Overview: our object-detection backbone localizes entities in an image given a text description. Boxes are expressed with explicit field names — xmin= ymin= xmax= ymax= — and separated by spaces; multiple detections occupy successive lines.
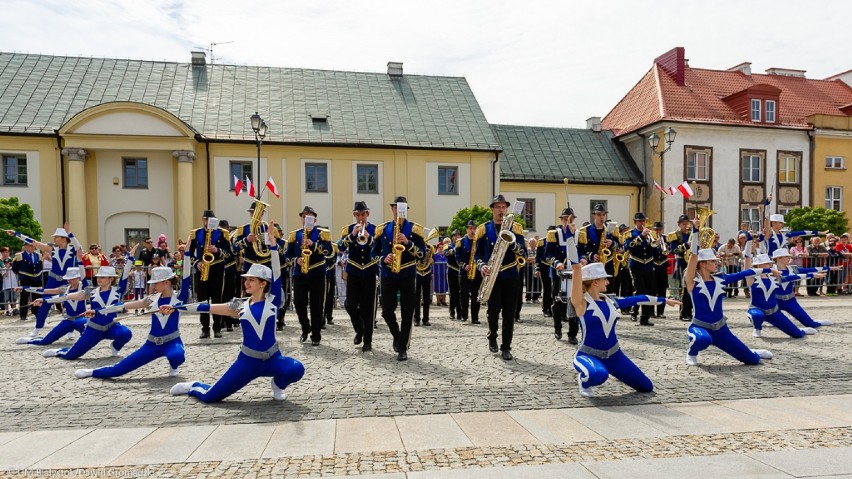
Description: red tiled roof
xmin=602 ymin=58 xmax=852 ymax=137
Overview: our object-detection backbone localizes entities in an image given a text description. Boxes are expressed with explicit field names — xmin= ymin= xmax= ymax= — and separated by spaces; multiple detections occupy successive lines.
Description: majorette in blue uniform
xmin=170 ymin=226 xmax=304 ymax=402
xmin=746 ymin=253 xmax=818 ymax=339
xmin=15 ymin=267 xmax=87 ymax=346
xmin=764 ymin=213 xmax=822 ymax=256
xmin=771 ymin=247 xmax=833 ymax=329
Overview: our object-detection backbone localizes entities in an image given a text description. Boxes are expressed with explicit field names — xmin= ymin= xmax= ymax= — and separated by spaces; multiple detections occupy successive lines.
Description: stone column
xmin=172 ymin=150 xmax=196 ymax=240
xmin=61 ymin=148 xmax=88 ymax=239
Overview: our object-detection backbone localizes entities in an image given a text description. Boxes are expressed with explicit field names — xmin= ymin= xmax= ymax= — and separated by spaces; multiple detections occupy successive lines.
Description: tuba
xmin=684 ymin=207 xmax=716 ymax=262
xmin=250 ymin=200 xmax=271 ymax=258
xmin=478 ymin=213 xmax=517 ymax=303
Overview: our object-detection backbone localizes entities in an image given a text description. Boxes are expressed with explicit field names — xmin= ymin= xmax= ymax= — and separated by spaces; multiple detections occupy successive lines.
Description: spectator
xmin=82 ymin=243 xmax=109 ymax=281
xmin=826 ymin=238 xmax=843 ymax=295
xmin=137 ymin=237 xmax=156 ymax=267
xmin=836 ymin=233 xmax=852 ymax=294
xmin=789 ymin=237 xmax=806 ymax=296
xmin=156 ymin=234 xmax=172 ymax=262
xmin=806 ymin=237 xmax=828 ymax=296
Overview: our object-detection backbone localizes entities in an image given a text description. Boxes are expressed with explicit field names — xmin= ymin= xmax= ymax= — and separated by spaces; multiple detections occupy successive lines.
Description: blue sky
xmin=4 ymin=0 xmax=850 ymax=128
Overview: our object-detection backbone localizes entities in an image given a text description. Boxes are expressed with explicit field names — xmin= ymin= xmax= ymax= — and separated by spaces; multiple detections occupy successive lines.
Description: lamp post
xmin=648 ymin=127 xmax=677 ymax=224
xmin=250 ymin=112 xmax=268 ymax=199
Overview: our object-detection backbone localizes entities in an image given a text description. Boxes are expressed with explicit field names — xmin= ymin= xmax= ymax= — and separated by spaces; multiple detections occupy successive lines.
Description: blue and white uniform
xmin=748 ymin=272 xmax=815 ymax=338
xmin=14 ymin=230 xmax=81 ymax=329
xmin=16 ymin=283 xmax=87 ymax=345
xmin=179 ymin=242 xmax=305 ymax=402
xmin=765 ymin=229 xmax=819 ymax=257
xmin=574 ymin=293 xmax=665 ymax=394
xmin=775 ymin=266 xmax=830 ymax=328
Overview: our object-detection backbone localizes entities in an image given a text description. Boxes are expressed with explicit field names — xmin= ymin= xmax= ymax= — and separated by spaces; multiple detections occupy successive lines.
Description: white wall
xmin=424 ymin=162 xmax=471 ymax=228
xmin=0 ymin=149 xmax=41 ymax=221
xmin=74 ymin=111 xmax=183 ymax=136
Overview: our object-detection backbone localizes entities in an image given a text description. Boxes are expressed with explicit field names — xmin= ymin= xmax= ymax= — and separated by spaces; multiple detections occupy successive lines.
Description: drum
xmin=555 ymin=269 xmax=572 ymax=303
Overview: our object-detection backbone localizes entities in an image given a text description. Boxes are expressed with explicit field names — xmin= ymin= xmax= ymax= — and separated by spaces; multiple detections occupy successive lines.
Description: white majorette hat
xmin=772 ymin=248 xmax=791 ymax=259
xmin=242 ymin=263 xmax=272 ymax=281
xmin=753 ymin=254 xmax=773 ymax=266
xmin=95 ymin=266 xmax=119 ymax=277
xmin=696 ymin=249 xmax=718 ymax=262
xmin=769 ymin=213 xmax=785 ymax=223
xmin=62 ymin=267 xmax=81 ymax=280
xmin=52 ymin=228 xmax=69 ymax=238
xmin=581 ymin=262 xmax=611 ymax=281
xmin=147 ymin=266 xmax=176 ymax=284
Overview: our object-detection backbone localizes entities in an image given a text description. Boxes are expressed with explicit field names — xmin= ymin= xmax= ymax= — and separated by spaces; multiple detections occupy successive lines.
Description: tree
xmin=448 ymin=205 xmax=525 ymax=236
xmin=0 ymin=197 xmax=43 ymax=250
xmin=784 ymin=207 xmax=848 ymax=235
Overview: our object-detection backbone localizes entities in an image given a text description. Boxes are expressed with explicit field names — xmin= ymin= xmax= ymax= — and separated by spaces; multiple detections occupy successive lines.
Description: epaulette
xmin=665 ymin=231 xmax=679 ymax=242
xmin=340 ymin=226 xmax=350 ymax=238
xmin=376 ymin=222 xmax=390 ymax=238
xmin=475 ymin=224 xmax=486 ymax=240
xmin=218 ymin=227 xmax=231 ymax=240
xmin=319 ymin=229 xmax=332 ymax=241
xmin=578 ymin=228 xmax=588 ymax=244
xmin=455 ymin=239 xmax=462 ymax=248
xmin=331 ymin=242 xmax=339 ymax=254
xmin=191 ymin=227 xmax=203 ymax=234
xmin=410 ymin=222 xmax=424 ymax=238
xmin=13 ymin=252 xmax=22 ymax=260
xmin=546 ymin=230 xmax=557 ymax=243
xmin=512 ymin=223 xmax=524 ymax=235
xmin=287 ymin=231 xmax=297 ymax=243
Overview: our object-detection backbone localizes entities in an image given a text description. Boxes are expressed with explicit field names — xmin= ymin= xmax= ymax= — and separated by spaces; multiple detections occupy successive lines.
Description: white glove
xmin=227 ymin=297 xmax=245 ymax=312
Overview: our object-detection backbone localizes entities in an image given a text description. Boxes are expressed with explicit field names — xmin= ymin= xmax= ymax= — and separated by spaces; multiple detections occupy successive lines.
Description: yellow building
xmin=0 ymin=53 xmax=501 ymax=246
xmin=809 ymin=114 xmax=852 ymax=216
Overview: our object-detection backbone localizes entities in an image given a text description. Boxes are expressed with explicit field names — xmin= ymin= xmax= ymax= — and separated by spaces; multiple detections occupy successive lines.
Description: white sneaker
xmin=686 ymin=354 xmax=699 ymax=366
xmin=110 ymin=346 xmax=121 ymax=357
xmin=271 ymin=378 xmax=286 ymax=401
xmin=29 ymin=328 xmax=43 ymax=337
xmin=168 ymin=368 xmax=180 ymax=377
xmin=15 ymin=337 xmax=33 ymax=344
xmin=578 ymin=375 xmax=593 ymax=397
xmin=802 ymin=327 xmax=817 ymax=335
xmin=818 ymin=320 xmax=833 ymax=326
xmin=752 ymin=328 xmax=762 ymax=338
xmin=170 ymin=382 xmax=194 ymax=395
xmin=74 ymin=369 xmax=93 ymax=379
xmin=752 ymin=349 xmax=773 ymax=360
xmin=43 ymin=348 xmax=59 ymax=358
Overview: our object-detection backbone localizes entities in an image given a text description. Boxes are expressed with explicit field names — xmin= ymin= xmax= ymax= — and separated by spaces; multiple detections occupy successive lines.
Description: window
xmin=124 ymin=228 xmax=150 ymax=252
xmin=229 ymin=161 xmax=252 ymax=191
xmin=2 ymin=154 xmax=27 ymax=185
xmin=765 ymin=100 xmax=776 ymax=123
xmin=751 ymin=99 xmax=762 ymax=122
xmin=742 ymin=154 xmax=761 ymax=183
xmin=826 ymin=186 xmax=843 ymax=211
xmin=438 ymin=166 xmax=458 ymax=195
xmin=826 ymin=156 xmax=845 ymax=169
xmin=686 ymin=150 xmax=709 ymax=181
xmin=517 ymin=198 xmax=535 ymax=231
xmin=742 ymin=207 xmax=761 ymax=233
xmin=123 ymin=158 xmax=148 ymax=188
xmin=305 ymin=163 xmax=328 ymax=192
xmin=356 ymin=164 xmax=379 ymax=194
xmin=778 ymin=155 xmax=799 ymax=184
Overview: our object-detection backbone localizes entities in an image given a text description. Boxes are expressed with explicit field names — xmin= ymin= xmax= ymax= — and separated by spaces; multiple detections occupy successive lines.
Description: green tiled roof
xmin=0 ymin=53 xmax=501 ymax=151
xmin=492 ymin=124 xmax=643 ymax=185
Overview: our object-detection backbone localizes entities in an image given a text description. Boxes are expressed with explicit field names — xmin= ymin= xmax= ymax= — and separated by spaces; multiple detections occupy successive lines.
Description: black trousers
xmin=294 ymin=275 xmax=326 ymax=342
xmin=196 ymin=271 xmax=225 ymax=333
xmin=540 ymin=274 xmax=553 ymax=315
xmin=414 ymin=273 xmax=432 ymax=322
xmin=676 ymin=268 xmax=694 ymax=319
xmin=223 ymin=267 xmax=238 ymax=326
xmin=381 ymin=275 xmax=415 ymax=353
xmin=18 ymin=282 xmax=40 ymax=320
xmin=324 ymin=275 xmax=335 ymax=321
xmin=629 ymin=266 xmax=655 ymax=321
xmin=486 ymin=277 xmax=520 ymax=351
xmin=515 ymin=273 xmax=524 ymax=318
xmin=448 ymin=272 xmax=461 ymax=318
xmin=552 ymin=274 xmax=578 ymax=338
xmin=345 ymin=273 xmax=377 ymax=347
xmin=654 ymin=265 xmax=668 ymax=315
xmin=459 ymin=275 xmax=481 ymax=321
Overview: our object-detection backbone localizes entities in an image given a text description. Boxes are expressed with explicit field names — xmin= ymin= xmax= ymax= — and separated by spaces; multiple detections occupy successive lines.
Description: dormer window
xmin=751 ymin=99 xmax=762 ymax=122
xmin=765 ymin=100 xmax=776 ymax=123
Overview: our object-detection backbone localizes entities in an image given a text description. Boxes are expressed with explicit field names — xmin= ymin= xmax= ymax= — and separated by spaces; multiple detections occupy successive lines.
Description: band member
xmin=218 ymin=219 xmax=239 ymax=332
xmin=652 ymin=221 xmax=669 ymax=318
xmin=746 ymin=253 xmax=819 ymax=339
xmin=339 ymin=201 xmax=379 ymax=352
xmin=476 ymin=195 xmax=526 ymax=361
xmin=571 ymin=261 xmax=680 ymax=397
xmin=763 ymin=213 xmax=826 ymax=256
xmin=457 ymin=220 xmax=482 ymax=324
xmin=171 ymin=225 xmax=305 ymax=402
xmin=15 ymin=267 xmax=87 ymax=346
xmin=613 ymin=224 xmax=634 ymax=309
xmin=545 ymin=208 xmax=579 ymax=344
xmin=285 ymin=206 xmax=332 ymax=346
xmin=324 ymin=240 xmax=338 ymax=326
xmin=625 ymin=212 xmax=656 ymax=326
xmin=414 ymin=237 xmax=435 ymax=327
xmin=42 ymin=263 xmax=134 ymax=360
xmin=666 ymin=214 xmax=694 ymax=321
xmin=537 ymin=228 xmax=553 ymax=318
xmin=772 ymin=248 xmax=835 ymax=328
xmin=577 ymin=203 xmax=619 ymax=282
xmin=75 ymin=259 xmax=193 ymax=379
xmin=187 ymin=210 xmax=233 ymax=339
xmin=11 ymin=241 xmax=42 ymax=322
xmin=445 ymin=230 xmax=462 ymax=320
xmin=6 ymin=224 xmax=83 ymax=337
xmin=372 ymin=196 xmax=425 ymax=361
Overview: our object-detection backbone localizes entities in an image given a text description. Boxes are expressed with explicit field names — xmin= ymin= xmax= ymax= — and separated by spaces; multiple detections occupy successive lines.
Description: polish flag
xmin=668 ymin=186 xmax=677 ymax=196
xmin=246 ymin=176 xmax=256 ymax=198
xmin=233 ymin=175 xmax=243 ymax=197
xmin=677 ymin=181 xmax=694 ymax=199
xmin=654 ymin=181 xmax=667 ymax=194
xmin=266 ymin=177 xmax=280 ymax=198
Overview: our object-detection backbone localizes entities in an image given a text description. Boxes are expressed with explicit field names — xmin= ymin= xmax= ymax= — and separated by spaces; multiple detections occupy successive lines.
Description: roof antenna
xmin=192 ymin=41 xmax=234 ymax=64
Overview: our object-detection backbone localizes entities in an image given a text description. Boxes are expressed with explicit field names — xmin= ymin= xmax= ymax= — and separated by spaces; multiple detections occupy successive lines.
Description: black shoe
xmin=311 ymin=340 xmax=320 ymax=346
xmin=554 ymin=331 xmax=562 ymax=340
xmin=276 ymin=323 xmax=284 ymax=331
xmin=414 ymin=319 xmax=420 ymax=326
xmin=640 ymin=318 xmax=655 ymax=326
xmin=460 ymin=317 xmax=468 ymax=322
xmin=656 ymin=315 xmax=666 ymax=319
xmin=327 ymin=318 xmax=334 ymax=325
xmin=393 ymin=340 xmax=399 ymax=353
xmin=450 ymin=314 xmax=456 ymax=320
xmin=321 ymin=323 xmax=326 ymax=330
xmin=354 ymin=333 xmax=362 ymax=345
xmin=501 ymin=350 xmax=513 ymax=360
xmin=543 ymin=311 xmax=553 ymax=317
xmin=362 ymin=344 xmax=372 ymax=352
xmin=488 ymin=339 xmax=498 ymax=353
xmin=199 ymin=331 xmax=210 ymax=339
xmin=680 ymin=316 xmax=691 ymax=322
xmin=515 ymin=318 xmax=524 ymax=323
xmin=422 ymin=320 xmax=431 ymax=326
xmin=631 ymin=314 xmax=638 ymax=322
xmin=471 ymin=319 xmax=481 ymax=324
xmin=225 ymin=325 xmax=233 ymax=332
xmin=397 ymin=351 xmax=408 ymax=361
xmin=300 ymin=332 xmax=308 ymax=343
xmin=568 ymin=336 xmax=578 ymax=345
xmin=213 ymin=331 xmax=223 ymax=338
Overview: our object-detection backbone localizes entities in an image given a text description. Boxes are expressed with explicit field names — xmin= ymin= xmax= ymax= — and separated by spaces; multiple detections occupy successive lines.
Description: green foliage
xmin=448 ymin=205 xmax=526 ymax=235
xmin=784 ymin=207 xmax=847 ymax=235
xmin=0 ymin=197 xmax=43 ymax=250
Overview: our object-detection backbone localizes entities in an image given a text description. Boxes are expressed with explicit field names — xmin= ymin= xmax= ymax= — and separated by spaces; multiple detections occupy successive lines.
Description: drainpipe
xmin=54 ymin=130 xmax=67 ymax=222
xmin=637 ymin=133 xmax=648 ymax=213
xmin=808 ymin=128 xmax=815 ymax=208
xmin=198 ymin=135 xmax=212 ymax=209
xmin=491 ymin=152 xmax=499 ymax=198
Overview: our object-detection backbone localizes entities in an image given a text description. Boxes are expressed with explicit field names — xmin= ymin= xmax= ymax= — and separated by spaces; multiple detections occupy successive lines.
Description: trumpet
xmin=356 ymin=221 xmax=369 ymax=245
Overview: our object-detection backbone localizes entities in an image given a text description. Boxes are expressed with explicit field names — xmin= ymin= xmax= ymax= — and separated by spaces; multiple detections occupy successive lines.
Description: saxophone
xmin=200 ymin=227 xmax=214 ymax=281
xmin=390 ymin=217 xmax=405 ymax=274
xmin=300 ymin=226 xmax=312 ymax=274
xmin=598 ymin=227 xmax=610 ymax=265
xmin=467 ymin=234 xmax=477 ymax=281
xmin=477 ymin=213 xmax=516 ymax=304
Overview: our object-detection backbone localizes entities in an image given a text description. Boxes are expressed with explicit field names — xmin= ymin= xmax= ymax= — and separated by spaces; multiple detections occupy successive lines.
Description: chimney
xmin=191 ymin=51 xmax=206 ymax=66
xmin=654 ymin=47 xmax=686 ymax=86
xmin=727 ymin=62 xmax=752 ymax=75
xmin=586 ymin=116 xmax=602 ymax=132
xmin=387 ymin=61 xmax=403 ymax=78
xmin=765 ymin=67 xmax=806 ymax=78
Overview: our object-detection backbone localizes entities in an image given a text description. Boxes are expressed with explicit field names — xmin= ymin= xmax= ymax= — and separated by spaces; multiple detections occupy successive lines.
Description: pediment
xmin=70 ymin=111 xmax=184 ymax=136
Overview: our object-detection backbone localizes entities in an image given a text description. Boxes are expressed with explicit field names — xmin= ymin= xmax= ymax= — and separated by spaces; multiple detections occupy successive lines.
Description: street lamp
xmin=250 ymin=112 xmax=268 ymax=199
xmin=648 ymin=127 xmax=677 ymax=223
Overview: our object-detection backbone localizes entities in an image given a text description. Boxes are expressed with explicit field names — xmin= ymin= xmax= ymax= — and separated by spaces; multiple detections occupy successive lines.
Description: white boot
xmin=271 ymin=378 xmax=286 ymax=401
xmin=170 ymin=382 xmax=194 ymax=395
xmin=15 ymin=337 xmax=33 ymax=344
xmin=74 ymin=369 xmax=93 ymax=379
xmin=818 ymin=320 xmax=833 ymax=326
xmin=752 ymin=328 xmax=762 ymax=338
xmin=802 ymin=327 xmax=817 ymax=335
xmin=752 ymin=349 xmax=773 ymax=360
xmin=686 ymin=354 xmax=699 ymax=366
xmin=43 ymin=348 xmax=60 ymax=358
xmin=578 ymin=375 xmax=593 ymax=398
xmin=168 ymin=367 xmax=180 ymax=377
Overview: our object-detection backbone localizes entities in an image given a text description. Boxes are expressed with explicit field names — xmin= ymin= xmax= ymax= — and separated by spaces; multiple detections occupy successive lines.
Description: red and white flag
xmin=266 ymin=176 xmax=280 ymax=198
xmin=668 ymin=185 xmax=677 ymax=196
xmin=246 ymin=176 xmax=256 ymax=198
xmin=677 ymin=181 xmax=694 ymax=199
xmin=654 ymin=181 xmax=667 ymax=194
xmin=233 ymin=175 xmax=243 ymax=197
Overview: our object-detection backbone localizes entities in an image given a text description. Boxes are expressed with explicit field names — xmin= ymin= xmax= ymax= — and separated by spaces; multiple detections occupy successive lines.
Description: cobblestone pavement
xmin=1 ymin=297 xmax=850 ymax=433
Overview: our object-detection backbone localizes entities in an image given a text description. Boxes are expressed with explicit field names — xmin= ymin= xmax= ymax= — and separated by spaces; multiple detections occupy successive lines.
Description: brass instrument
xmin=300 ymin=224 xmax=313 ymax=275
xmin=684 ymin=207 xmax=716 ymax=262
xmin=356 ymin=221 xmax=369 ymax=245
xmin=250 ymin=200 xmax=271 ymax=258
xmin=390 ymin=217 xmax=405 ymax=274
xmin=478 ymin=213 xmax=517 ymax=303
xmin=467 ymin=232 xmax=478 ymax=281
xmin=200 ymin=227 xmax=214 ymax=281
xmin=597 ymin=223 xmax=611 ymax=264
